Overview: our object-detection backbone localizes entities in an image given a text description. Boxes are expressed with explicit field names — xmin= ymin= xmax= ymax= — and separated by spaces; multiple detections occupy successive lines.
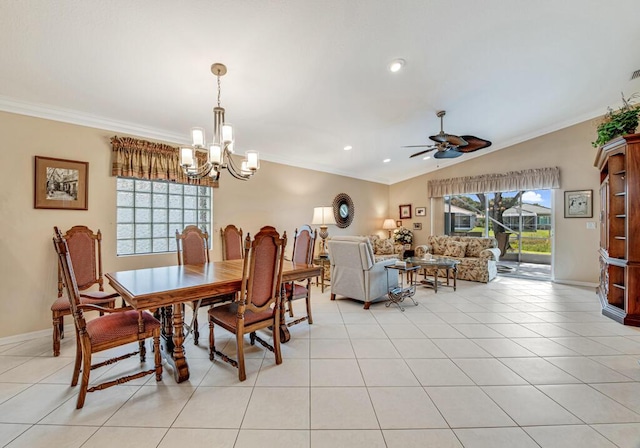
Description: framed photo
xmin=415 ymin=207 xmax=426 ymax=216
xmin=413 ymin=222 xmax=422 ymax=230
xmin=396 ymin=220 xmax=402 ymax=227
xmin=564 ymin=189 xmax=592 ymax=218
xmin=399 ymin=204 xmax=412 ymax=219
xmin=34 ymin=156 xmax=88 ymax=210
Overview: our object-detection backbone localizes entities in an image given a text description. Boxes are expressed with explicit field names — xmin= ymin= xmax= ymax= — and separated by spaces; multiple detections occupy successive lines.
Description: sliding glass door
xmin=444 ymin=189 xmax=552 ymax=279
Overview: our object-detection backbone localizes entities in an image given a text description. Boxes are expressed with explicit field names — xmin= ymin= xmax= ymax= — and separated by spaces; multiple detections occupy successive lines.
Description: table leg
xmin=434 ymin=269 xmax=439 ymax=293
xmin=160 ymin=304 xmax=190 ymax=383
xmin=453 ymin=265 xmax=457 ymax=291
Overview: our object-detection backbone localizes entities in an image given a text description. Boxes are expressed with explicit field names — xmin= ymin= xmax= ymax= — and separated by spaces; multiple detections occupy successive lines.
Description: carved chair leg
xmin=249 ymin=331 xmax=256 ymax=346
xmin=153 ymin=334 xmax=162 ymax=381
xmin=306 ymin=294 xmax=313 ymax=325
xmin=208 ymin=316 xmax=215 ymax=361
xmin=52 ymin=316 xmax=61 ymax=357
xmin=273 ymin=320 xmax=282 ymax=366
xmin=287 ymin=298 xmax=294 ymax=317
xmin=71 ymin=329 xmax=82 ymax=387
xmin=76 ymin=343 xmax=92 ymax=409
xmin=236 ymin=332 xmax=246 ymax=381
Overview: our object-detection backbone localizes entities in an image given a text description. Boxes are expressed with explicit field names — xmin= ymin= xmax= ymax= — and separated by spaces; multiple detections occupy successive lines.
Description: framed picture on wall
xmin=396 ymin=220 xmax=402 ymax=227
xmin=413 ymin=222 xmax=422 ymax=230
xmin=415 ymin=207 xmax=426 ymax=216
xmin=564 ymin=189 xmax=592 ymax=218
xmin=34 ymin=156 xmax=89 ymax=210
xmin=399 ymin=204 xmax=412 ymax=219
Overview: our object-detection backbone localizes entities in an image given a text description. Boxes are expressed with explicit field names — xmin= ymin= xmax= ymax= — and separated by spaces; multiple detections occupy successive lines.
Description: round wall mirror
xmin=332 ymin=193 xmax=354 ymax=228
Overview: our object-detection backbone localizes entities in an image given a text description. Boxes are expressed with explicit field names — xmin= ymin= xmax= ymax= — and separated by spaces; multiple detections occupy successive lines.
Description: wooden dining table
xmin=105 ymin=259 xmax=322 ymax=383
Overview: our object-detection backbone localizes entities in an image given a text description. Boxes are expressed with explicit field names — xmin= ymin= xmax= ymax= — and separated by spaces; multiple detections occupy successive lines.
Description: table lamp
xmin=382 ymin=218 xmax=397 ymax=238
xmin=312 ymin=206 xmax=336 ymax=258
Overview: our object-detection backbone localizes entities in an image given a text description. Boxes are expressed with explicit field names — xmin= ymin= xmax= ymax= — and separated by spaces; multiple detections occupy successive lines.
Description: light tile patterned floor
xmin=1 ymin=277 xmax=640 ymax=447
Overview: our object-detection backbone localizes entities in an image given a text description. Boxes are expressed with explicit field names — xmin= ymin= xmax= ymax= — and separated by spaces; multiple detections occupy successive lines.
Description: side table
xmin=313 ymin=256 xmax=331 ymax=293
xmin=384 ymin=263 xmax=420 ymax=311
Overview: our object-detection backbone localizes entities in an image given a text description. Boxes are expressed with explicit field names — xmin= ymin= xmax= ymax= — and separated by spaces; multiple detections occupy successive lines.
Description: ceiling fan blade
xmin=456 ymin=136 xmax=492 ymax=153
xmin=433 ymin=149 xmax=464 ymax=159
xmin=429 ymin=133 xmax=468 ymax=147
xmin=402 ymin=144 xmax=437 ymax=148
xmin=409 ymin=148 xmax=437 ymax=158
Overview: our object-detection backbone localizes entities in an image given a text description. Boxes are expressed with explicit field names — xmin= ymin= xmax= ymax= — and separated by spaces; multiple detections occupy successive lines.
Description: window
xmin=116 ymin=178 xmax=211 ymax=255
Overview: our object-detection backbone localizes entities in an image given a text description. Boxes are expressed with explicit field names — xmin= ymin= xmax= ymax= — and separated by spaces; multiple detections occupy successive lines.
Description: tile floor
xmin=1 ymin=277 xmax=640 ymax=447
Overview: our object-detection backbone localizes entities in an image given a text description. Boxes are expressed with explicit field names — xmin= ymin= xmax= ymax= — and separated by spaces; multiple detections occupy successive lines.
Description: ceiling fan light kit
xmin=403 ymin=110 xmax=492 ymax=159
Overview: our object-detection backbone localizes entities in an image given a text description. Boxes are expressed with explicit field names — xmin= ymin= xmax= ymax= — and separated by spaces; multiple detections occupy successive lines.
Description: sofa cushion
xmin=464 ymin=238 xmax=487 ymax=258
xmin=444 ymin=240 xmax=467 ymax=258
xmin=375 ymin=238 xmax=395 ymax=255
xmin=429 ymin=235 xmax=451 ymax=255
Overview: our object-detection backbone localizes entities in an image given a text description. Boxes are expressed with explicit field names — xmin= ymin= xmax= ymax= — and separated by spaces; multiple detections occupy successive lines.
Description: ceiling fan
xmin=403 ymin=110 xmax=492 ymax=159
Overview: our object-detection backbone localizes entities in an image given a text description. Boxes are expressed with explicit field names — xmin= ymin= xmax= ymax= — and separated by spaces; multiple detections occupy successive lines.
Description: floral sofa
xmin=367 ymin=235 xmax=404 ymax=262
xmin=421 ymin=235 xmax=501 ymax=283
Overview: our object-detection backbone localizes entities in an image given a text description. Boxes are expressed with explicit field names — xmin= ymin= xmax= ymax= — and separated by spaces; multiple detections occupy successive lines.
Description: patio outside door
xmin=444 ymin=189 xmax=552 ymax=280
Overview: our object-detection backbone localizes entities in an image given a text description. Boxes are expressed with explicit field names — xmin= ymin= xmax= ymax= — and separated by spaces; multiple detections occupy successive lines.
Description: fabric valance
xmin=427 ymin=167 xmax=560 ymax=198
xmin=111 ymin=136 xmax=218 ymax=187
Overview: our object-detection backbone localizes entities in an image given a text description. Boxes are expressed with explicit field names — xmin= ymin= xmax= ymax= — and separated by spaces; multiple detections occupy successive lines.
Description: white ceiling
xmin=2 ymin=0 xmax=640 ymax=184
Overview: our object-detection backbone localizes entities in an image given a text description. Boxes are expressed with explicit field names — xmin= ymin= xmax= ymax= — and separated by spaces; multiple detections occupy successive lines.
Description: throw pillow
xmin=376 ymin=239 xmax=394 ymax=255
xmin=444 ymin=241 xmax=467 ymax=258
xmin=465 ymin=238 xmax=485 ymax=258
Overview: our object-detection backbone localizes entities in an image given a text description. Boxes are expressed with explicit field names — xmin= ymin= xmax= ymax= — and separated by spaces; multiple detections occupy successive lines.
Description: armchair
xmin=326 ymin=236 xmax=398 ymax=309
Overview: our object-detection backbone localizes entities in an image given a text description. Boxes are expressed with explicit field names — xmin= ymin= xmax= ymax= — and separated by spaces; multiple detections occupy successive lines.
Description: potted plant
xmin=393 ymin=226 xmax=413 ymax=249
xmin=592 ymin=92 xmax=640 ymax=148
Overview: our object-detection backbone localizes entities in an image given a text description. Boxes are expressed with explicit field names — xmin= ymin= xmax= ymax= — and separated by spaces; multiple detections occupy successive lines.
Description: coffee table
xmin=406 ymin=257 xmax=460 ymax=293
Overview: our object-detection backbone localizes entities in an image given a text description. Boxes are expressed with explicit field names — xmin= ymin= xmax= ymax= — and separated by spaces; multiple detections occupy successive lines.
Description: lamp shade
xmin=312 ymin=206 xmax=336 ymax=225
xmin=382 ymin=218 xmax=397 ymax=230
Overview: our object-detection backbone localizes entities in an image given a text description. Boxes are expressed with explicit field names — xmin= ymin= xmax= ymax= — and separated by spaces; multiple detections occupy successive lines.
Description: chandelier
xmin=180 ymin=63 xmax=259 ymax=181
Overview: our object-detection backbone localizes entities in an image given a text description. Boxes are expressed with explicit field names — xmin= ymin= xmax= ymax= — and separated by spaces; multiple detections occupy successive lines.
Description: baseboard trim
xmin=0 ymin=324 xmax=74 ymax=346
xmin=553 ymin=279 xmax=598 ymax=288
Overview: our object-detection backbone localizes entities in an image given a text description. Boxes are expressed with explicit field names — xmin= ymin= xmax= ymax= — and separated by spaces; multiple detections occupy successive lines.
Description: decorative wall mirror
xmin=332 ymin=193 xmax=354 ymax=228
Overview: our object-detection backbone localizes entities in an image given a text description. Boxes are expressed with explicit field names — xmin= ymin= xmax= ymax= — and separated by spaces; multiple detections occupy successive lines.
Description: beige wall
xmin=389 ymin=119 xmax=601 ymax=285
xmin=0 ymin=112 xmax=390 ymax=338
xmin=0 ymin=110 xmax=602 ymax=338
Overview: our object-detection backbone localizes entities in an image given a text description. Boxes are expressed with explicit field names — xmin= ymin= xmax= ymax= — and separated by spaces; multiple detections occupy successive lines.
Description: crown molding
xmin=0 ymin=95 xmax=392 ymax=184
xmin=0 ymin=95 xmax=187 ymax=144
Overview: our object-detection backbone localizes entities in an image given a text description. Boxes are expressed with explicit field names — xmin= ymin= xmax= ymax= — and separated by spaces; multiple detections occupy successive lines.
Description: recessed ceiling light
xmin=383 ymin=158 xmax=391 ymax=163
xmin=343 ymin=145 xmax=352 ymax=151
xmin=389 ymin=59 xmax=405 ymax=73
xmin=423 ymin=155 xmax=431 ymax=160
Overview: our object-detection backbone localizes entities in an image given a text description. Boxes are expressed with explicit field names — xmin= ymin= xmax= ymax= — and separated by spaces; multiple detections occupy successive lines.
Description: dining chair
xmin=283 ymin=225 xmax=316 ymax=327
xmin=51 ymin=225 xmax=119 ymax=356
xmin=53 ymin=227 xmax=162 ymax=409
xmin=220 ymin=224 xmax=244 ymax=260
xmin=208 ymin=226 xmax=287 ymax=381
xmin=175 ymin=225 xmax=234 ymax=345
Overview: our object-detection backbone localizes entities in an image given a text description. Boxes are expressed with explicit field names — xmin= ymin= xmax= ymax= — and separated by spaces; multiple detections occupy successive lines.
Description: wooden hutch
xmin=594 ymin=133 xmax=640 ymax=326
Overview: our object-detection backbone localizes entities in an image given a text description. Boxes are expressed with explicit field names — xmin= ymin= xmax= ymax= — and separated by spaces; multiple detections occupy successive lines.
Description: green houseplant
xmin=592 ymin=93 xmax=640 ymax=148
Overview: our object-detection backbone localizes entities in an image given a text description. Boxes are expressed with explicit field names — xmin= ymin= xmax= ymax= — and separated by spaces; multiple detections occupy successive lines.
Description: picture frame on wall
xmin=399 ymin=204 xmax=411 ymax=219
xmin=415 ymin=207 xmax=426 ymax=216
xmin=34 ymin=156 xmax=89 ymax=210
xmin=413 ymin=222 xmax=422 ymax=230
xmin=396 ymin=220 xmax=402 ymax=227
xmin=564 ymin=189 xmax=592 ymax=218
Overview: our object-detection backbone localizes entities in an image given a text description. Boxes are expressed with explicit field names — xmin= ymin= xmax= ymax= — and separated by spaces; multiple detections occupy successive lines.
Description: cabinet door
xmin=600 ymin=179 xmax=609 ymax=252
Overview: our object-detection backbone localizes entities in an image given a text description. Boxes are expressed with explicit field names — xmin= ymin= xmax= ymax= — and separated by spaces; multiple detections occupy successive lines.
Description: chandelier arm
xmin=225 ymin=150 xmax=251 ymax=179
